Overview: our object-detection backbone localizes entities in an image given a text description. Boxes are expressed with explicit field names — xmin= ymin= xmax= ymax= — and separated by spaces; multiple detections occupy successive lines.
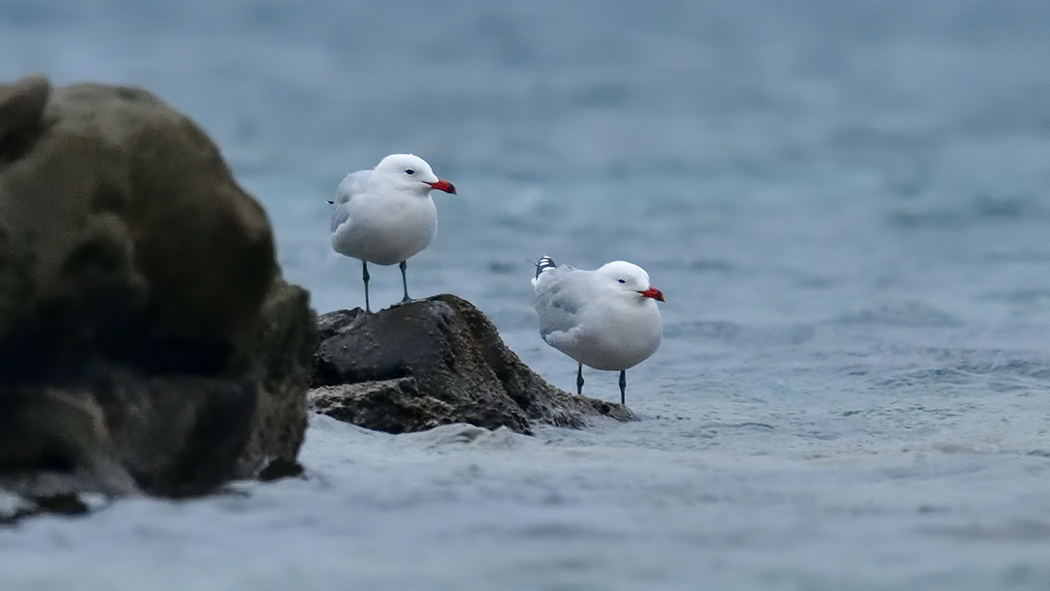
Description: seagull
xmin=532 ymin=256 xmax=664 ymax=405
xmin=328 ymin=154 xmax=457 ymax=312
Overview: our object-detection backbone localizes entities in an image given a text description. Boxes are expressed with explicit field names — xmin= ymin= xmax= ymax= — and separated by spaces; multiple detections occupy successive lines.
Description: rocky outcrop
xmin=311 ymin=294 xmax=636 ymax=435
xmin=0 ymin=75 xmax=316 ymax=508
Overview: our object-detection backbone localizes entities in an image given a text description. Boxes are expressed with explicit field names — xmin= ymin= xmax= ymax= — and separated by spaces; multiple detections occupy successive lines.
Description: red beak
xmin=639 ymin=287 xmax=665 ymax=302
xmin=428 ymin=179 xmax=457 ymax=194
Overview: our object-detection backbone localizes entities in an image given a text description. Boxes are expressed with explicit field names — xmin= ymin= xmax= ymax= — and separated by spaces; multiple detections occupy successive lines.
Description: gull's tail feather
xmin=535 ymin=256 xmax=557 ymax=279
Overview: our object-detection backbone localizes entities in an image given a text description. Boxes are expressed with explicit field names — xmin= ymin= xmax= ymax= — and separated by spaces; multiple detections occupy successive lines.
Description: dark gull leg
xmin=619 ymin=370 xmax=626 ymax=405
xmin=399 ymin=260 xmax=411 ymax=303
xmin=576 ymin=363 xmax=584 ymax=395
xmin=362 ymin=260 xmax=371 ymax=313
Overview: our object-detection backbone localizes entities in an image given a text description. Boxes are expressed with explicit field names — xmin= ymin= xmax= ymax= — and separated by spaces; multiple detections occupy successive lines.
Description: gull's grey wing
xmin=534 ymin=266 xmax=591 ymax=345
xmin=330 ymin=170 xmax=370 ymax=233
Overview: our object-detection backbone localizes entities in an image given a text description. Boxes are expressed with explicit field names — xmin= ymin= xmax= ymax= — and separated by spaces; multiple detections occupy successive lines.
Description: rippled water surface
xmin=3 ymin=1 xmax=1050 ymax=589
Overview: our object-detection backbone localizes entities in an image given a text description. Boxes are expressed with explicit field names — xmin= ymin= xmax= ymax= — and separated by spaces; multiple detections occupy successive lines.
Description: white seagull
xmin=328 ymin=154 xmax=457 ymax=312
xmin=532 ymin=256 xmax=664 ymax=405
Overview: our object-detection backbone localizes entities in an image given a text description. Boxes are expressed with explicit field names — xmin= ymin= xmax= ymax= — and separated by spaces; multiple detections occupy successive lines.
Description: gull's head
xmin=375 ymin=153 xmax=457 ymax=195
xmin=597 ymin=261 xmax=665 ymax=303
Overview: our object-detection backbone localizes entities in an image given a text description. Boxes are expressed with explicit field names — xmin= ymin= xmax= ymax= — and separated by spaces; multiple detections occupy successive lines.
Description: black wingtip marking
xmin=535 ymin=256 xmax=557 ymax=279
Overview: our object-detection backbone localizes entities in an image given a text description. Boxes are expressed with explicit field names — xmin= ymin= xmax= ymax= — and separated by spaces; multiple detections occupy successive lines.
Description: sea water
xmin=2 ymin=1 xmax=1050 ymax=589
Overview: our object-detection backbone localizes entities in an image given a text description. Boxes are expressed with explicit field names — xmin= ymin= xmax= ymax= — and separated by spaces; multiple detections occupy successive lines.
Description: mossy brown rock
xmin=311 ymin=294 xmax=636 ymax=435
xmin=0 ymin=75 xmax=316 ymax=504
xmin=0 ymin=75 xmax=276 ymax=375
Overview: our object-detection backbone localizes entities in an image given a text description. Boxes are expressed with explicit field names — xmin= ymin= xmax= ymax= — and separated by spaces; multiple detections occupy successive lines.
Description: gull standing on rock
xmin=329 ymin=154 xmax=457 ymax=312
xmin=532 ymin=256 xmax=664 ymax=405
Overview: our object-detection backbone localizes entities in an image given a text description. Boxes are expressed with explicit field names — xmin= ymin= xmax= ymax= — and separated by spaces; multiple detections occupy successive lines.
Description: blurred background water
xmin=3 ymin=1 xmax=1050 ymax=589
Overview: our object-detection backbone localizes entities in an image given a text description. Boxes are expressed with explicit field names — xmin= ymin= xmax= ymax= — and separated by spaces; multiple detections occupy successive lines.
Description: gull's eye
xmin=618 ymin=279 xmax=626 ymax=284
xmin=405 ymin=169 xmax=415 ymax=175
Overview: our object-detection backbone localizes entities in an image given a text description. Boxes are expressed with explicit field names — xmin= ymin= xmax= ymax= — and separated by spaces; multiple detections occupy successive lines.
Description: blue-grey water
xmin=3 ymin=1 xmax=1050 ymax=589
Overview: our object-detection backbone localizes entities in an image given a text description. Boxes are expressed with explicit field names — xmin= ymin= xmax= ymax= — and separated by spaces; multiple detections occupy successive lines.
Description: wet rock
xmin=235 ymin=279 xmax=316 ymax=479
xmin=311 ymin=294 xmax=636 ymax=435
xmin=311 ymin=379 xmax=463 ymax=434
xmin=0 ymin=491 xmax=94 ymax=526
xmin=0 ymin=76 xmax=316 ymax=505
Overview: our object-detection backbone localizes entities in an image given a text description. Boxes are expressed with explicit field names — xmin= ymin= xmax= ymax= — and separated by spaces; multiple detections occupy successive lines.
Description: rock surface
xmin=0 ymin=75 xmax=316 ymax=505
xmin=311 ymin=294 xmax=636 ymax=435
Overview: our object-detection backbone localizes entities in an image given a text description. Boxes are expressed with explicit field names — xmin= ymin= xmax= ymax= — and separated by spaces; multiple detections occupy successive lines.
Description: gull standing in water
xmin=532 ymin=256 xmax=664 ymax=405
xmin=329 ymin=154 xmax=457 ymax=312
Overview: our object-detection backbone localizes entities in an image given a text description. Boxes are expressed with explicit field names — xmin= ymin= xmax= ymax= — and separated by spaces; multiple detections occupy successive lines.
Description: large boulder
xmin=0 ymin=75 xmax=316 ymax=507
xmin=311 ymin=294 xmax=636 ymax=435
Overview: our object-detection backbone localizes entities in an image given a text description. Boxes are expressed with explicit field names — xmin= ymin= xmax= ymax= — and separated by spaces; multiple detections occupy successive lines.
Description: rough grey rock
xmin=311 ymin=294 xmax=636 ymax=435
xmin=0 ymin=75 xmax=316 ymax=509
